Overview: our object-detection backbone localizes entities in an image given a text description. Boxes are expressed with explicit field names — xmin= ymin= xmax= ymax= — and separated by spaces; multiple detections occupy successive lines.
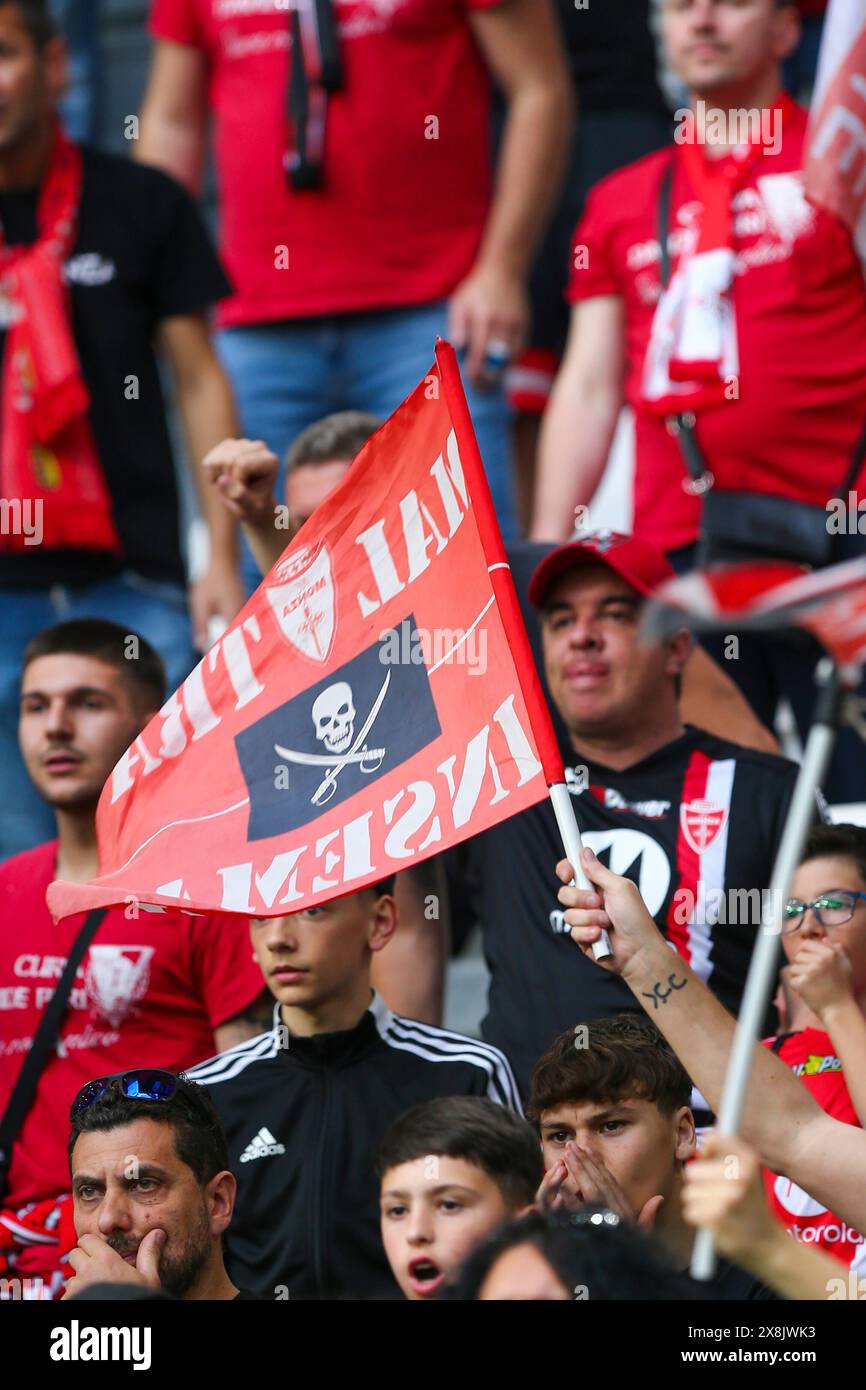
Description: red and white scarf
xmin=0 ymin=1192 xmax=76 ymax=1299
xmin=641 ymin=96 xmax=795 ymax=417
xmin=0 ymin=123 xmax=119 ymax=554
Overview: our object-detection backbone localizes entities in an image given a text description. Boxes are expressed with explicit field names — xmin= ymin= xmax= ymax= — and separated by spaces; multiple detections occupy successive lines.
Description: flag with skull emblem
xmin=47 ymin=343 xmax=566 ymax=921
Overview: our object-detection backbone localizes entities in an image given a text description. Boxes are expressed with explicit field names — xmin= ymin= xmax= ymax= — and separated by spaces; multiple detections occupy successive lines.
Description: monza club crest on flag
xmin=264 ymin=542 xmax=336 ymax=663
xmin=47 ymin=342 xmax=565 ymax=922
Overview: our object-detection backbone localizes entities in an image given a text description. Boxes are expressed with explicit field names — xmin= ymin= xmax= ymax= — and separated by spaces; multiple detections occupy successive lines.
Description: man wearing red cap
xmin=468 ymin=530 xmax=807 ymax=1102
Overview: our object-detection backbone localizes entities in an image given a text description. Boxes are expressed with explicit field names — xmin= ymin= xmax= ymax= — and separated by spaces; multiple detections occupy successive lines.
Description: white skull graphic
xmin=312 ymin=681 xmax=355 ymax=755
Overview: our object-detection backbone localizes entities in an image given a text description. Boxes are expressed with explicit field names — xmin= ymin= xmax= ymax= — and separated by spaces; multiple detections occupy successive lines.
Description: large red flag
xmin=48 ymin=343 xmax=564 ymax=921
xmin=643 ymin=555 xmax=866 ymax=667
xmin=805 ymin=0 xmax=866 ymax=257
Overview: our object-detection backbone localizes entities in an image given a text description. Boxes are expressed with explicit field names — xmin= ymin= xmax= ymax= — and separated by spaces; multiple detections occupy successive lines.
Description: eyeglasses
xmin=781 ymin=889 xmax=866 ymax=935
xmin=69 ymin=1069 xmax=178 ymax=1121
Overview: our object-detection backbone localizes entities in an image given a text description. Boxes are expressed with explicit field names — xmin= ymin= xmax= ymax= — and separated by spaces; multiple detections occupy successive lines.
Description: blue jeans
xmin=50 ymin=0 xmax=100 ymax=142
xmin=782 ymin=16 xmax=825 ymax=102
xmin=0 ymin=572 xmax=196 ymax=862
xmin=217 ymin=300 xmax=517 ymax=592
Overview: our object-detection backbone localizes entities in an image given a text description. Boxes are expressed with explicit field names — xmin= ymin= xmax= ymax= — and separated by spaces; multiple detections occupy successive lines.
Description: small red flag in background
xmin=805 ymin=0 xmax=866 ymax=256
xmin=48 ymin=343 xmax=564 ymax=921
xmin=643 ymin=556 xmax=866 ymax=668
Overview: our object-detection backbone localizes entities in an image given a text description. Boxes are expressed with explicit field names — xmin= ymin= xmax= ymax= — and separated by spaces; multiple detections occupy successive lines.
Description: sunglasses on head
xmin=69 ymin=1068 xmax=178 ymax=1121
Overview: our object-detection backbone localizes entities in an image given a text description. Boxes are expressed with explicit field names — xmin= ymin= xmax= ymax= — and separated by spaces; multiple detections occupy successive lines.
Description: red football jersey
xmin=762 ymin=1028 xmax=866 ymax=1272
xmin=568 ymin=103 xmax=866 ymax=554
xmin=149 ymin=0 xmax=501 ymax=326
xmin=0 ymin=840 xmax=264 ymax=1206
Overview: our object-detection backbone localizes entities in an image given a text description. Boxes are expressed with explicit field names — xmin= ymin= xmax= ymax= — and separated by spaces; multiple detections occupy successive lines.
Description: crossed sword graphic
xmin=274 ymin=670 xmax=391 ymax=806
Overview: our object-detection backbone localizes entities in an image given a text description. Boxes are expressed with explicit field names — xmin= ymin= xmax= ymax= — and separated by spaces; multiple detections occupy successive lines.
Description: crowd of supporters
xmin=2 ymin=0 xmax=866 ymax=1304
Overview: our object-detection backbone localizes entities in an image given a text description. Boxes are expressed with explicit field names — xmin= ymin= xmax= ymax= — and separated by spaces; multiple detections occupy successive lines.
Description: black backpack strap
xmin=657 ymin=155 xmax=675 ymax=290
xmin=656 ymin=156 xmax=711 ymax=491
xmin=0 ymin=907 xmax=107 ymax=1201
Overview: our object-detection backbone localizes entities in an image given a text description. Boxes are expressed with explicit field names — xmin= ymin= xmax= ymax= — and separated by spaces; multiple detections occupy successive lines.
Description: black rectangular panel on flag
xmin=235 ymin=618 xmax=442 ymax=839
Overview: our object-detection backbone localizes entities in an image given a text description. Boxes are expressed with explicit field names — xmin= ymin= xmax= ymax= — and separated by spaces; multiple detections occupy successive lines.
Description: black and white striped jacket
xmin=187 ymin=994 xmax=521 ymax=1300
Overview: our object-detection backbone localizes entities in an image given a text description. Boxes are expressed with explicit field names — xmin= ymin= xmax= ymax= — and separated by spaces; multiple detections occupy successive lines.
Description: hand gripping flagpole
xmin=549 ymin=784 xmax=613 ymax=961
xmin=690 ymin=658 xmax=853 ymax=1280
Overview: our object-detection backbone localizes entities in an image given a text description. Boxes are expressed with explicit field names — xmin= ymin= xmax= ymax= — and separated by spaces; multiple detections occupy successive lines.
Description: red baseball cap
xmin=528 ymin=530 xmax=676 ymax=609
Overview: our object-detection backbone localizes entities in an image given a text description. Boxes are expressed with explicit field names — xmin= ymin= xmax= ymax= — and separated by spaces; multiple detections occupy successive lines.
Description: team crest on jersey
xmin=264 ymin=544 xmax=336 ymax=664
xmin=84 ymin=945 xmax=155 ymax=1028
xmin=680 ymin=799 xmax=728 ymax=855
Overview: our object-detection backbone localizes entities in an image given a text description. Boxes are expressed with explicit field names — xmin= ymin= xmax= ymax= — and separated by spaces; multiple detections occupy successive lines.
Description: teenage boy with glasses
xmin=764 ymin=823 xmax=866 ymax=1271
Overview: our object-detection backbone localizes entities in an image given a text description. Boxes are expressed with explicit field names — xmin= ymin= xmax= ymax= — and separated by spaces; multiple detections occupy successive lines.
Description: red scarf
xmin=0 ymin=1191 xmax=76 ymax=1299
xmin=0 ymin=124 xmax=119 ymax=554
xmin=641 ymin=94 xmax=798 ymax=417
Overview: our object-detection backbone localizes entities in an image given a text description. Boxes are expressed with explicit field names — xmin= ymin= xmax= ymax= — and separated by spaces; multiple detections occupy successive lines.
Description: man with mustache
xmin=64 ymin=1070 xmax=247 ymax=1300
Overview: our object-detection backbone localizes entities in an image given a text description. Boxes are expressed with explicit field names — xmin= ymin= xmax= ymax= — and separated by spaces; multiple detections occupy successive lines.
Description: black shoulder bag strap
xmin=0 ymin=907 xmax=107 ymax=1202
xmin=657 ymin=157 xmax=716 ymax=496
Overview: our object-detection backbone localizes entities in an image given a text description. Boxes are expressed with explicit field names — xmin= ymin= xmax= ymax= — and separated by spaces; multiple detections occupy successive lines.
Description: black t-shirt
xmin=554 ymin=0 xmax=667 ymax=113
xmin=0 ymin=147 xmax=231 ymax=588
xmin=702 ymin=1258 xmax=778 ymax=1301
xmin=471 ymin=726 xmax=798 ymax=1098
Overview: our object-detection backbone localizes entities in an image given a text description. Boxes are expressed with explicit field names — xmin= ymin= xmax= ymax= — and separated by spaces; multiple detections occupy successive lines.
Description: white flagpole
xmin=549 ymin=783 xmax=613 ymax=962
xmin=690 ymin=661 xmax=848 ymax=1280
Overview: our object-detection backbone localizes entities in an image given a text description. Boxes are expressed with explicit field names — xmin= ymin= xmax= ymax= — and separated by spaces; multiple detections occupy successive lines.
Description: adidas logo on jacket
xmin=239 ymin=1128 xmax=286 ymax=1163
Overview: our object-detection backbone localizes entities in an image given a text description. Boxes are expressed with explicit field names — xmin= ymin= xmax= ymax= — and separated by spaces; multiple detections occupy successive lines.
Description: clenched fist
xmin=202 ymin=437 xmax=280 ymax=528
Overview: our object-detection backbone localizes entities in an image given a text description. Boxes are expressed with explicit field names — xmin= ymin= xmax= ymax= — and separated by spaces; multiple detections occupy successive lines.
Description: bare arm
xmin=159 ymin=315 xmax=244 ymax=644
xmin=136 ymin=39 xmax=210 ymax=194
xmin=560 ymin=848 xmax=866 ymax=1233
xmin=241 ymin=521 xmax=285 ymax=578
xmin=682 ymin=647 xmax=779 ymax=755
xmin=530 ymin=297 xmax=625 ymax=541
xmin=453 ymin=0 xmax=573 ymax=381
xmin=370 ymin=862 xmax=449 ymax=1024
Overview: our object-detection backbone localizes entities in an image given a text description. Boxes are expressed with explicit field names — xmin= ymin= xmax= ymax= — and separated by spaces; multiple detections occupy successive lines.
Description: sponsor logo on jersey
xmin=239 ymin=1127 xmax=286 ymax=1163
xmin=793 ymin=1052 xmax=843 ymax=1078
xmin=603 ymin=788 xmax=671 ymax=820
xmin=790 ymin=1222 xmax=865 ymax=1245
xmin=579 ymin=829 xmax=672 ymax=917
xmin=680 ymin=799 xmax=729 ymax=854
xmin=64 ymin=253 xmax=117 ymax=287
xmin=549 ymin=827 xmax=672 ymax=934
xmin=773 ymin=1177 xmax=865 ymax=1244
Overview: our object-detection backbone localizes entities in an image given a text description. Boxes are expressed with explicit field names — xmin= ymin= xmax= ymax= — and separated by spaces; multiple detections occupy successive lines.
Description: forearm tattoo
xmin=641 ymin=973 xmax=688 ymax=1010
